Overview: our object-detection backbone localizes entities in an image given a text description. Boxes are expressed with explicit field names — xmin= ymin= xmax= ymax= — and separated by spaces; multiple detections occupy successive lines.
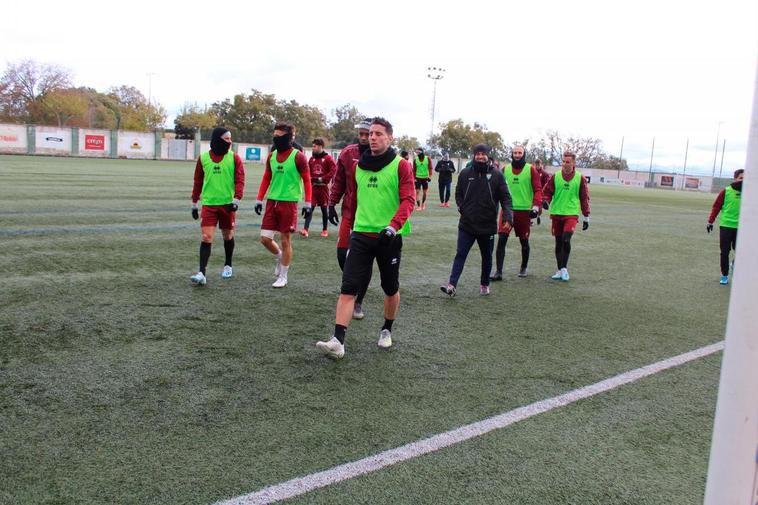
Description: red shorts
xmin=499 ymin=209 xmax=531 ymax=238
xmin=551 ymin=215 xmax=579 ymax=236
xmin=200 ymin=205 xmax=235 ymax=229
xmin=337 ymin=217 xmax=353 ymax=249
xmin=261 ymin=200 xmax=298 ymax=234
xmin=311 ymin=185 xmax=330 ymax=207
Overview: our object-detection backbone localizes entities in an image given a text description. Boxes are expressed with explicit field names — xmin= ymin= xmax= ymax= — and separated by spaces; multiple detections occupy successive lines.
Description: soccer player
xmin=542 ymin=151 xmax=590 ymax=282
xmin=301 ymin=138 xmax=336 ymax=238
xmin=707 ymin=168 xmax=744 ymax=285
xmin=413 ymin=147 xmax=433 ymax=210
xmin=533 ymin=158 xmax=550 ymax=225
xmin=435 ymin=152 xmax=456 ymax=207
xmin=328 ymin=118 xmax=372 ymax=319
xmin=190 ymin=127 xmax=245 ymax=286
xmin=316 ymin=117 xmax=415 ymax=359
xmin=491 ymin=145 xmax=542 ymax=280
xmin=254 ymin=122 xmax=312 ymax=288
xmin=441 ymin=144 xmax=512 ymax=297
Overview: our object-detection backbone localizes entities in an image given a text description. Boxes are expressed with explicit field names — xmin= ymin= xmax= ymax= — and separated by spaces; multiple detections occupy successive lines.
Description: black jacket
xmin=435 ymin=159 xmax=457 ymax=181
xmin=455 ymin=162 xmax=512 ymax=235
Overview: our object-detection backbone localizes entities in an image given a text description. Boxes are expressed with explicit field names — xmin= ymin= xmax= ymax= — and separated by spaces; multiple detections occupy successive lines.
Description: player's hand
xmin=328 ymin=205 xmax=339 ymax=226
xmin=503 ymin=221 xmax=513 ymax=233
xmin=226 ymin=198 xmax=240 ymax=213
xmin=706 ymin=223 xmax=713 ymax=233
xmin=542 ymin=200 xmax=550 ymax=210
xmin=301 ymin=203 xmax=312 ymax=219
xmin=191 ymin=203 xmax=199 ymax=220
xmin=378 ymin=226 xmax=397 ymax=247
xmin=254 ymin=200 xmax=263 ymax=215
xmin=582 ymin=216 xmax=590 ymax=231
xmin=529 ymin=206 xmax=539 ymax=219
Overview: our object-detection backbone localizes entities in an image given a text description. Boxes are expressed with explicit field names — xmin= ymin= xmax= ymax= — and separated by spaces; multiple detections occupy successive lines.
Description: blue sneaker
xmin=720 ymin=275 xmax=729 ymax=285
xmin=560 ymin=268 xmax=570 ymax=282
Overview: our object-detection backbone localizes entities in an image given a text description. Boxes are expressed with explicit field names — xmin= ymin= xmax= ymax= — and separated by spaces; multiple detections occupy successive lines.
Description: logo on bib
xmin=367 ymin=176 xmax=379 ymax=188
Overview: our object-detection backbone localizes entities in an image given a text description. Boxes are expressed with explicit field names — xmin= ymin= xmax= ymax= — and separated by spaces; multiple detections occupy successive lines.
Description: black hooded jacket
xmin=455 ymin=161 xmax=512 ymax=235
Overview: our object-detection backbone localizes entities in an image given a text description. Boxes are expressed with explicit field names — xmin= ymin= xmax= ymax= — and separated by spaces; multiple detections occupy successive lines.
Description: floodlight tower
xmin=427 ymin=66 xmax=445 ymax=142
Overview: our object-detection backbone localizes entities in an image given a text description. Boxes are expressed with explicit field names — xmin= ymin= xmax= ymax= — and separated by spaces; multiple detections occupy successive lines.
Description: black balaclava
xmin=417 ymin=148 xmax=425 ymax=161
xmin=273 ymin=132 xmax=293 ymax=152
xmin=731 ymin=180 xmax=743 ymax=192
xmin=312 ymin=150 xmax=327 ymax=159
xmin=358 ymin=140 xmax=371 ymax=154
xmin=210 ymin=127 xmax=231 ymax=156
xmin=511 ymin=149 xmax=526 ymax=170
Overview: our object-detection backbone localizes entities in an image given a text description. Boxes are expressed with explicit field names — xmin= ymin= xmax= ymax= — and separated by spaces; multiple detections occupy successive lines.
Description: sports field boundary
xmin=215 ymin=341 xmax=724 ymax=505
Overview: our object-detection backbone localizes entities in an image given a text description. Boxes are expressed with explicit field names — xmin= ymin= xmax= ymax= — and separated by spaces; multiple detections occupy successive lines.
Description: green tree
xmin=276 ymin=99 xmax=328 ymax=147
xmin=210 ymin=89 xmax=278 ymax=143
xmin=329 ymin=104 xmax=365 ymax=148
xmin=38 ymin=88 xmax=89 ymax=127
xmin=174 ymin=102 xmax=217 ymax=139
xmin=394 ymin=135 xmax=421 ymax=154
xmin=591 ymin=155 xmax=628 ymax=171
xmin=107 ymin=85 xmax=166 ymax=131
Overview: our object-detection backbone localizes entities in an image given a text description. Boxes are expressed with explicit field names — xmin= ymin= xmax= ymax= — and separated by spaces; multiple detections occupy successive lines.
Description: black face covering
xmin=732 ymin=181 xmax=743 ymax=192
xmin=312 ymin=150 xmax=327 ymax=158
xmin=511 ymin=156 xmax=526 ymax=170
xmin=358 ymin=142 xmax=371 ymax=154
xmin=273 ymin=133 xmax=293 ymax=152
xmin=473 ymin=160 xmax=489 ymax=172
xmin=417 ymin=152 xmax=425 ymax=161
xmin=210 ymin=127 xmax=231 ymax=156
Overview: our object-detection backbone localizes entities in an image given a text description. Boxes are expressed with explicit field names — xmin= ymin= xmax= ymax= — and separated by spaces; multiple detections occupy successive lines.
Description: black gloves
xmin=301 ymin=205 xmax=312 ymax=219
xmin=328 ymin=205 xmax=339 ymax=226
xmin=582 ymin=216 xmax=590 ymax=231
xmin=254 ymin=201 xmax=263 ymax=215
xmin=378 ymin=226 xmax=397 ymax=247
xmin=529 ymin=207 xmax=539 ymax=219
xmin=226 ymin=200 xmax=239 ymax=213
xmin=536 ymin=216 xmax=541 ymax=225
xmin=542 ymin=200 xmax=550 ymax=210
xmin=191 ymin=207 xmax=199 ymax=220
xmin=706 ymin=223 xmax=713 ymax=233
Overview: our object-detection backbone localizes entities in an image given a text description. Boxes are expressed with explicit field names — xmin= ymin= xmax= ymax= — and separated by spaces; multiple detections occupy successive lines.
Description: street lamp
xmin=427 ymin=66 xmax=445 ymax=143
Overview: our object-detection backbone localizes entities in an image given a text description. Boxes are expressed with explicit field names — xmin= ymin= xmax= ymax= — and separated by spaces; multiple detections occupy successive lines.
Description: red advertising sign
xmin=85 ymin=134 xmax=105 ymax=151
xmin=660 ymin=175 xmax=674 ymax=187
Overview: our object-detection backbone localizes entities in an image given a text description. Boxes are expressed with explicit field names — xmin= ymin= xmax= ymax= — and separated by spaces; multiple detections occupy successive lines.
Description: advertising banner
xmin=245 ymin=146 xmax=261 ymax=161
xmin=117 ymin=132 xmax=154 ymax=158
xmin=0 ymin=124 xmax=27 ymax=151
xmin=35 ymin=128 xmax=71 ymax=151
xmin=84 ymin=134 xmax=105 ymax=150
xmin=685 ymin=177 xmax=700 ymax=189
xmin=660 ymin=175 xmax=674 ymax=187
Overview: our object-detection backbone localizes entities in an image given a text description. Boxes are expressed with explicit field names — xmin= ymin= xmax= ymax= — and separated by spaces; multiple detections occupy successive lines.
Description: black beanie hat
xmin=473 ymin=144 xmax=490 ymax=154
xmin=210 ymin=127 xmax=231 ymax=156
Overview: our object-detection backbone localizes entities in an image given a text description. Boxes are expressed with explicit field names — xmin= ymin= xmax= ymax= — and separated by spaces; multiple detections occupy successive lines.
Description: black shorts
xmin=341 ymin=232 xmax=403 ymax=296
xmin=415 ymin=180 xmax=429 ymax=190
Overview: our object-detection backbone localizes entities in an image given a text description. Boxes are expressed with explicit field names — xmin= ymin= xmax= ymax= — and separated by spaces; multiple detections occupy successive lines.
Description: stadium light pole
xmin=712 ymin=121 xmax=723 ymax=177
xmin=147 ymin=72 xmax=156 ymax=105
xmin=648 ymin=136 xmax=655 ymax=183
xmin=682 ymin=138 xmax=689 ymax=190
xmin=704 ymin=57 xmax=758 ymax=505
xmin=617 ymin=136 xmax=624 ymax=179
xmin=427 ymin=67 xmax=445 ymax=144
xmin=718 ymin=138 xmax=726 ymax=178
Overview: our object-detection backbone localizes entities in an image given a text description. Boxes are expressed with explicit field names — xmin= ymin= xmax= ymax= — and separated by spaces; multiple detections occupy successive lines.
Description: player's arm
xmin=192 ymin=157 xmax=204 ymax=203
xmin=542 ymin=175 xmax=555 ymax=207
xmin=427 ymin=158 xmax=433 ymax=180
xmin=389 ymin=159 xmax=417 ymax=231
xmin=708 ymin=190 xmax=726 ymax=224
xmin=579 ymin=175 xmax=591 ymax=217
xmin=233 ymin=153 xmax=245 ymax=201
xmin=497 ymin=172 xmax=513 ymax=226
xmin=329 ymin=152 xmax=347 ymax=206
xmin=322 ymin=155 xmax=337 ymax=184
xmin=256 ymin=154 xmax=273 ymax=202
xmin=296 ymin=151 xmax=312 ymax=205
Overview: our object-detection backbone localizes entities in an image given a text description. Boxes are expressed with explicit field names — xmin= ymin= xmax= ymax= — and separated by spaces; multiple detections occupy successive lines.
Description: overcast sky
xmin=2 ymin=0 xmax=756 ymax=175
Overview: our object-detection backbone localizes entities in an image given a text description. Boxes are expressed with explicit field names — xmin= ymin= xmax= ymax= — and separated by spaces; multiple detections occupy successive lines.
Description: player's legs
xmin=476 ymin=233 xmax=495 ymax=287
xmin=493 ymin=233 xmax=508 ymax=279
xmin=448 ymin=228 xmax=476 ymax=287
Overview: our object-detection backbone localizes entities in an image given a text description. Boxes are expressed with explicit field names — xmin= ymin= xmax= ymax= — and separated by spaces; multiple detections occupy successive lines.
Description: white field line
xmin=216 ymin=341 xmax=724 ymax=505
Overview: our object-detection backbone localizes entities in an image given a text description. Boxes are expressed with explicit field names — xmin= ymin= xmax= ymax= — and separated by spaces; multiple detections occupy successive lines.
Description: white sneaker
xmin=316 ymin=336 xmax=345 ymax=359
xmin=378 ymin=329 xmax=392 ymax=348
xmin=190 ymin=272 xmax=207 ymax=286
xmin=551 ymin=270 xmax=562 ymax=280
xmin=272 ymin=276 xmax=288 ymax=288
xmin=560 ymin=268 xmax=570 ymax=282
xmin=221 ymin=265 xmax=233 ymax=279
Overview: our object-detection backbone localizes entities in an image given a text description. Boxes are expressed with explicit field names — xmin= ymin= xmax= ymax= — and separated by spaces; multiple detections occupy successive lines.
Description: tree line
xmin=1 ymin=59 xmax=627 ymax=169
xmin=0 ymin=60 xmax=166 ymax=131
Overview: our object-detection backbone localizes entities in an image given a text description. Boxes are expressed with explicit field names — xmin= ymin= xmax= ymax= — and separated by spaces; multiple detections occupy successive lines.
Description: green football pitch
xmin=0 ymin=154 xmax=729 ymax=504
